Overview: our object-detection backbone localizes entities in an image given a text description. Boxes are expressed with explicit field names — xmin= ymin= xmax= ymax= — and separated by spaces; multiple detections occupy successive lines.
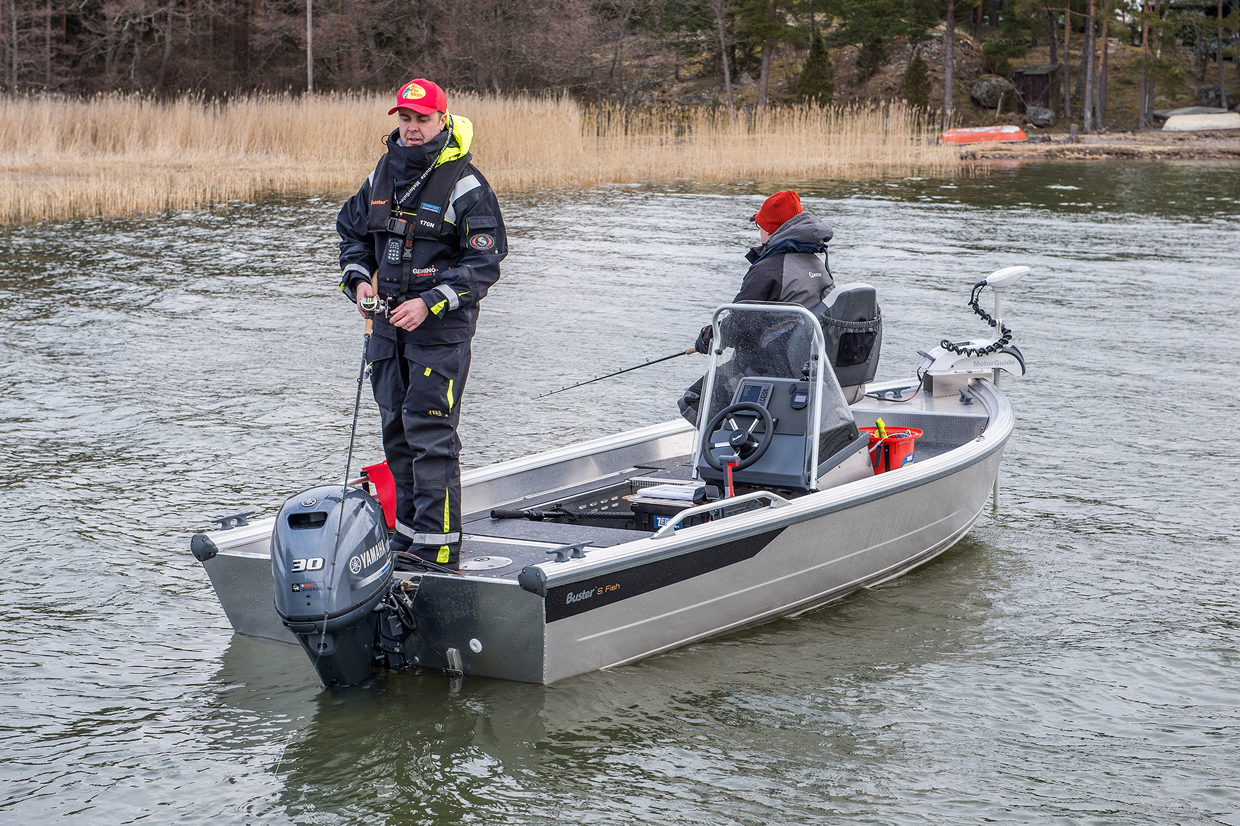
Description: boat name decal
xmin=566 ymin=588 xmax=595 ymax=605
xmin=966 ymin=356 xmax=1016 ymax=368
xmin=544 ymin=529 xmax=784 ymax=622
xmin=563 ymin=582 xmax=620 ymax=606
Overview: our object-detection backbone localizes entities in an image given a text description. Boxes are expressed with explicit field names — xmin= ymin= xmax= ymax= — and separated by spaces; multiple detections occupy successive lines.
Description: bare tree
xmin=1101 ymin=0 xmax=1111 ymax=126
xmin=1063 ymin=0 xmax=1071 ymax=117
xmin=1083 ymin=0 xmax=1095 ymax=132
xmin=943 ymin=0 xmax=955 ymax=130
xmin=756 ymin=0 xmax=776 ymax=109
xmin=707 ymin=0 xmax=735 ymax=109
xmin=305 ymin=0 xmax=312 ymax=92
xmin=1046 ymin=5 xmax=1057 ymax=65
xmin=1219 ymin=0 xmax=1227 ymax=108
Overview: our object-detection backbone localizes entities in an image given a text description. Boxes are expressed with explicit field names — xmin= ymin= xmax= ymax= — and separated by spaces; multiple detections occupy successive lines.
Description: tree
xmin=707 ymin=0 xmax=737 ymax=109
xmin=1083 ymin=0 xmax=1095 ymax=132
xmin=904 ymin=50 xmax=930 ymax=108
xmin=1218 ymin=0 xmax=1229 ymax=109
xmin=305 ymin=0 xmax=312 ymax=93
xmin=1138 ymin=0 xmax=1152 ymax=126
xmin=736 ymin=0 xmax=786 ymax=109
xmin=857 ymin=31 xmax=886 ymax=79
xmin=1046 ymin=5 xmax=1058 ymax=66
xmin=1063 ymin=0 xmax=1072 ymax=117
xmin=799 ymin=31 xmax=834 ymax=104
xmin=943 ymin=0 xmax=955 ymax=129
xmin=1095 ymin=0 xmax=1109 ymax=128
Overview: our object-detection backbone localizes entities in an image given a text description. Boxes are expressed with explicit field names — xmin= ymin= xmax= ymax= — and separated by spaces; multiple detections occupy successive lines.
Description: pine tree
xmin=904 ymin=51 xmax=931 ymax=109
xmin=799 ymin=33 xmax=836 ymax=105
xmin=857 ymin=33 xmax=887 ymax=80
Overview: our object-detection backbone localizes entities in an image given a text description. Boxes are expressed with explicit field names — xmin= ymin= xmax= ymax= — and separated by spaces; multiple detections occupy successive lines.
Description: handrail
xmin=651 ymin=490 xmax=792 ymax=540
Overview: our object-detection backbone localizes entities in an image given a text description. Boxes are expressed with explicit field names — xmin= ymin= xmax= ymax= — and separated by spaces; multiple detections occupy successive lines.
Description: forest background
xmin=0 ymin=0 xmax=1236 ymax=133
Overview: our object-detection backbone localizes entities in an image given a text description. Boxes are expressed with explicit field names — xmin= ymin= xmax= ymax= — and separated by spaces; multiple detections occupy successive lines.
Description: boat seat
xmin=815 ymin=283 xmax=882 ymax=404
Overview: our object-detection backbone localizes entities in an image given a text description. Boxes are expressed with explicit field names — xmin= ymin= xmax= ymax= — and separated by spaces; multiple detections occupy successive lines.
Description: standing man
xmin=679 ymin=190 xmax=833 ymax=423
xmin=336 ymin=79 xmax=507 ymax=568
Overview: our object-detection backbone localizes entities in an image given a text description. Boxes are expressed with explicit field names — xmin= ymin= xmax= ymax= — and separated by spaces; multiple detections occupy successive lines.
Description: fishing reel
xmin=360 ymin=294 xmax=394 ymax=318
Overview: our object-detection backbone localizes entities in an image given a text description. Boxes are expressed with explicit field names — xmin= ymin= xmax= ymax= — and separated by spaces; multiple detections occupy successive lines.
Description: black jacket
xmin=735 ymin=211 xmax=834 ymax=306
xmin=336 ymin=117 xmax=506 ymax=346
xmin=695 ymin=212 xmax=834 ymax=354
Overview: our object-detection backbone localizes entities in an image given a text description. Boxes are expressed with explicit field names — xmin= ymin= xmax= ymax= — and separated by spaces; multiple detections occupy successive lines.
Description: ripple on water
xmin=2 ymin=165 xmax=1239 ymax=824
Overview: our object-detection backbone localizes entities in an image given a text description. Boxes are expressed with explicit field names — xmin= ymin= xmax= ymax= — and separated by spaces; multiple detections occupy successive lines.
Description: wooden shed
xmin=1013 ymin=64 xmax=1062 ymax=110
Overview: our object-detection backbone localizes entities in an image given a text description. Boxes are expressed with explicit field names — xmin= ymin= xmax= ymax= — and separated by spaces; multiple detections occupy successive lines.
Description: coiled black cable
xmin=939 ymin=279 xmax=1013 ymax=357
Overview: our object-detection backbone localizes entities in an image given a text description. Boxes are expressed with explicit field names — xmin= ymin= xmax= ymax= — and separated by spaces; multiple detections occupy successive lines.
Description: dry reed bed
xmin=0 ymin=94 xmax=955 ymax=224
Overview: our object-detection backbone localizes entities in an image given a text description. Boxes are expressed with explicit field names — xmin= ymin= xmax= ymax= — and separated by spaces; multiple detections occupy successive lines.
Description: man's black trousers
xmin=369 ymin=339 xmax=470 ymax=566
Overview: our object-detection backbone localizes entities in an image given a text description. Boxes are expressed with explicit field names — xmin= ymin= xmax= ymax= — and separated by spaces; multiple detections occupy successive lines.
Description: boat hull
xmin=940 ymin=125 xmax=1029 ymax=145
xmin=1162 ymin=112 xmax=1240 ymax=132
xmin=194 ymin=378 xmax=1011 ymax=684
xmin=536 ymin=443 xmax=999 ymax=681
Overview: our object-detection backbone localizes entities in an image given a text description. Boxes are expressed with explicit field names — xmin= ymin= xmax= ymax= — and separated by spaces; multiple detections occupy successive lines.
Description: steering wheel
xmin=701 ymin=402 xmax=776 ymax=472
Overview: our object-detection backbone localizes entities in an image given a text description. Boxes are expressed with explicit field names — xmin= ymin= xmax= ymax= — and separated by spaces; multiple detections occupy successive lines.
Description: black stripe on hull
xmin=544 ymin=529 xmax=785 ymax=622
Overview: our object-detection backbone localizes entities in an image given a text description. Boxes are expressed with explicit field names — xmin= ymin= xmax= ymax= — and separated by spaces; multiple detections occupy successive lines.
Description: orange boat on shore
xmin=940 ymin=125 xmax=1029 ymax=145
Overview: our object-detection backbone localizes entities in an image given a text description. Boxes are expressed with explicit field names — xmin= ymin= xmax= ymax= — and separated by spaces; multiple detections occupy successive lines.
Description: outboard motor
xmin=272 ymin=484 xmax=392 ymax=688
xmin=815 ymin=283 xmax=882 ymax=404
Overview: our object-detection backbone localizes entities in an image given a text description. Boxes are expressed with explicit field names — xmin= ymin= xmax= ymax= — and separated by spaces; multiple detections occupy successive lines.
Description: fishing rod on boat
xmin=340 ymin=275 xmax=379 ymax=497
xmin=323 ymin=278 xmax=377 ymax=612
xmin=310 ymin=273 xmax=380 ymax=670
xmin=533 ymin=346 xmax=697 ymax=400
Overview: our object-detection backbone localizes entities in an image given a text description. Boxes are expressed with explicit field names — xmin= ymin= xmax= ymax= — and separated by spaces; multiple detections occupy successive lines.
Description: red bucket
xmin=362 ymin=461 xmax=397 ymax=529
xmin=859 ymin=426 xmax=923 ymax=474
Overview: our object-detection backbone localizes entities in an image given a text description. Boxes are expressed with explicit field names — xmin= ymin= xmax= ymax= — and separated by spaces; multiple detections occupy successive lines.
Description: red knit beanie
xmin=751 ymin=190 xmax=803 ymax=233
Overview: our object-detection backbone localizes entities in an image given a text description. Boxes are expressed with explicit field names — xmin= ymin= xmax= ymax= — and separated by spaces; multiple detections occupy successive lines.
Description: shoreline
xmin=0 ymin=95 xmax=949 ymax=225
xmin=955 ymin=130 xmax=1240 ymax=161
xmin=3 ymin=93 xmax=1237 ymax=225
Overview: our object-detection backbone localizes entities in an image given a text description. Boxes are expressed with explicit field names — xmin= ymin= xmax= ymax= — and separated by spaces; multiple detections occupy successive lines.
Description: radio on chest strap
xmin=367 ymin=152 xmax=472 ymax=302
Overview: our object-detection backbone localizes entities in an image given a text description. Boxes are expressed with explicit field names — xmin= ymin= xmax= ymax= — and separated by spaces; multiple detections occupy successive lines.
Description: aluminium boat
xmin=190 ymin=268 xmax=1029 ymax=687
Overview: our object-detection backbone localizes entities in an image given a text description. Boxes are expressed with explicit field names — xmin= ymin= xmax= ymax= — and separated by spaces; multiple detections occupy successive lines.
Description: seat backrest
xmin=815 ymin=282 xmax=882 ymax=392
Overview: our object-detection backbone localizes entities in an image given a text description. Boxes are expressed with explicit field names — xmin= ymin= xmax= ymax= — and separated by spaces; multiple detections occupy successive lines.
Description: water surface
xmin=1 ymin=161 xmax=1238 ymax=824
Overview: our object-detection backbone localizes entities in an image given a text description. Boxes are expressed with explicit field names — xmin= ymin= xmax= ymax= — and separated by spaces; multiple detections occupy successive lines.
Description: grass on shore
xmin=0 ymin=93 xmax=955 ymax=224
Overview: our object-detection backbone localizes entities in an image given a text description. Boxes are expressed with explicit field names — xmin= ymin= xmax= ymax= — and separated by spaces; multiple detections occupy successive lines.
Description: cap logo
xmin=403 ymin=83 xmax=427 ymax=100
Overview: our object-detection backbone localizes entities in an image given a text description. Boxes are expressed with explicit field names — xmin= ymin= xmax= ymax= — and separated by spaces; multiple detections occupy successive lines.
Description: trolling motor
xmin=918 ymin=266 xmax=1029 ymax=397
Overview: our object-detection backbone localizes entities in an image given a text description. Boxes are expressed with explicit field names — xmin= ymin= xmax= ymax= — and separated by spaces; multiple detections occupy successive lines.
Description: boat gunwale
xmin=471 ymin=377 xmax=1014 ymax=590
xmin=200 ymin=379 xmax=1011 ymax=580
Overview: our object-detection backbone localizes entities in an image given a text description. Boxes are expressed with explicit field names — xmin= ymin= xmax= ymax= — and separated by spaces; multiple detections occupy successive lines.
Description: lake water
xmin=1 ymin=161 xmax=1238 ymax=824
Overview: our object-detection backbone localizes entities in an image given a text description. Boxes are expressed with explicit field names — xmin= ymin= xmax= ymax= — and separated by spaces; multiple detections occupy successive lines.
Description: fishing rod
xmin=534 ymin=346 xmax=697 ymax=399
xmin=319 ymin=275 xmax=378 ymax=666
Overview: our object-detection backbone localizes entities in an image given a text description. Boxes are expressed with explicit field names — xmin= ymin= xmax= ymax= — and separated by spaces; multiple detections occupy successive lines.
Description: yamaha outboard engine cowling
xmin=272 ymin=485 xmax=391 ymax=688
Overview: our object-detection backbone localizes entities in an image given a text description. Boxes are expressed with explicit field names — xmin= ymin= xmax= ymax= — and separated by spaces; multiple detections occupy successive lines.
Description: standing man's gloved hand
xmin=355 ymin=281 xmax=376 ymax=317
xmin=693 ymin=325 xmax=714 ymax=354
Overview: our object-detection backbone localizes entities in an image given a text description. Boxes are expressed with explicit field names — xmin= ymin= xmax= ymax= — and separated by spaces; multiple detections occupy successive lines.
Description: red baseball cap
xmin=388 ymin=79 xmax=448 ymax=116
xmin=751 ymin=190 xmax=803 ymax=233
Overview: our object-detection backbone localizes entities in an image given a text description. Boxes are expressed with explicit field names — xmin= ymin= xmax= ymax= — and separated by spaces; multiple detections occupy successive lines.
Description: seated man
xmin=679 ymin=190 xmax=834 ymax=424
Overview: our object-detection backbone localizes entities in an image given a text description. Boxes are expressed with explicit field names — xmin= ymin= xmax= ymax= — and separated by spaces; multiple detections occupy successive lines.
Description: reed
xmin=0 ymin=93 xmax=955 ymax=225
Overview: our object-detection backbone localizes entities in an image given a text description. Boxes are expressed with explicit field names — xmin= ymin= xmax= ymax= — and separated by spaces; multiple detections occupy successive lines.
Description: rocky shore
xmin=955 ymin=130 xmax=1240 ymax=161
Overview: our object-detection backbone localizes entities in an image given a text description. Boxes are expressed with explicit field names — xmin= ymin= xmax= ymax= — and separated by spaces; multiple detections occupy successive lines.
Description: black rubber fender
xmin=190 ymin=533 xmax=219 ymax=563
